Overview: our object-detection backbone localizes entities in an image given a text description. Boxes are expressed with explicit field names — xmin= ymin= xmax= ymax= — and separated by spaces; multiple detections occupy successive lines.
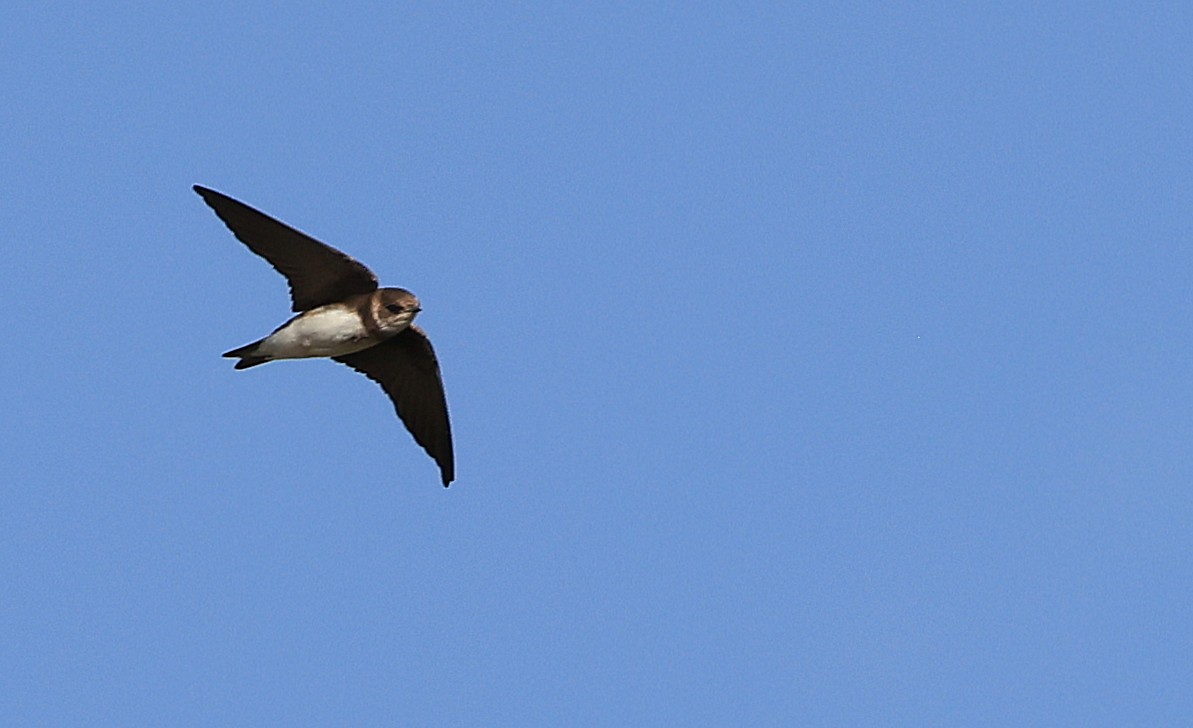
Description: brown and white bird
xmin=194 ymin=185 xmax=454 ymax=486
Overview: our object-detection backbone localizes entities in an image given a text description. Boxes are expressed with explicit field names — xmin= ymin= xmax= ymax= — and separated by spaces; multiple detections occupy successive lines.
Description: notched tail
xmin=223 ymin=340 xmax=271 ymax=370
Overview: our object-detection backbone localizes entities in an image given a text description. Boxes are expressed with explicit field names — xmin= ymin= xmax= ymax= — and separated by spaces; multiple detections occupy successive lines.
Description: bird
xmin=193 ymin=185 xmax=454 ymax=486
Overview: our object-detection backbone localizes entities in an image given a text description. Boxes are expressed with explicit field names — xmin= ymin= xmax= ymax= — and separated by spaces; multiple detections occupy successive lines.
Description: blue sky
xmin=3 ymin=2 xmax=1191 ymax=725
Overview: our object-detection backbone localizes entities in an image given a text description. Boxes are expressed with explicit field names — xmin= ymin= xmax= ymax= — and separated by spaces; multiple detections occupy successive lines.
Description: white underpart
xmin=256 ymin=307 xmax=384 ymax=359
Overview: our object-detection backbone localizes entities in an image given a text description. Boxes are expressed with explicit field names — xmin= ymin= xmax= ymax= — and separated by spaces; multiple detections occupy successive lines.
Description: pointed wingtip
xmin=231 ymin=356 xmax=269 ymax=370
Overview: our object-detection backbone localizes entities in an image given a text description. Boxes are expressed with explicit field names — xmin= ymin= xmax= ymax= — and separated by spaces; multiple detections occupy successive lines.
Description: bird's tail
xmin=222 ymin=340 xmax=271 ymax=370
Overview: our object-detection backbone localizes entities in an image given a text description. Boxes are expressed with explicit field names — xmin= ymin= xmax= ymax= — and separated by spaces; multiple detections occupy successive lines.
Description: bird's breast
xmin=258 ymin=306 xmax=383 ymax=359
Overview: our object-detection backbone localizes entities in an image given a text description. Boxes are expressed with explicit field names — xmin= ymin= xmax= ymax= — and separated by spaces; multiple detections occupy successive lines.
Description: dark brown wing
xmin=335 ymin=326 xmax=455 ymax=486
xmin=194 ymin=185 xmax=378 ymax=312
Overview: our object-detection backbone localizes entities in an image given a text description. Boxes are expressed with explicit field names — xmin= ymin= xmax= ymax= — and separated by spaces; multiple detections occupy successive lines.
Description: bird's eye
xmin=386 ymin=304 xmax=404 ymax=314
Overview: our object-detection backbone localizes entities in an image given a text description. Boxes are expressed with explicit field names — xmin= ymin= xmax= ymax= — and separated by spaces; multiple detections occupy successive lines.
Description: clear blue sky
xmin=3 ymin=3 xmax=1191 ymax=725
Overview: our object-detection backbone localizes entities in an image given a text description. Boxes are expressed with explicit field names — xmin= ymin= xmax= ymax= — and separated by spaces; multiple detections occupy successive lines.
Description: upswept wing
xmin=194 ymin=185 xmax=378 ymax=311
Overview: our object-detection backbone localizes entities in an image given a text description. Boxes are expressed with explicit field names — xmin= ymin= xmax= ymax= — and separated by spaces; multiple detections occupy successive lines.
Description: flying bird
xmin=194 ymin=185 xmax=454 ymax=486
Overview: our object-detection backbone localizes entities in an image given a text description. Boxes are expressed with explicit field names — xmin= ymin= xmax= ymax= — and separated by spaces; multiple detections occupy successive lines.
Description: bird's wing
xmin=335 ymin=326 xmax=455 ymax=486
xmin=194 ymin=185 xmax=378 ymax=312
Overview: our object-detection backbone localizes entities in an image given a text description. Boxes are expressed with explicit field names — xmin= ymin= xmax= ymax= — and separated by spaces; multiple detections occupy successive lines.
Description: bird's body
xmin=225 ymin=290 xmax=419 ymax=367
xmin=251 ymin=303 xmax=379 ymax=360
xmin=194 ymin=185 xmax=455 ymax=486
